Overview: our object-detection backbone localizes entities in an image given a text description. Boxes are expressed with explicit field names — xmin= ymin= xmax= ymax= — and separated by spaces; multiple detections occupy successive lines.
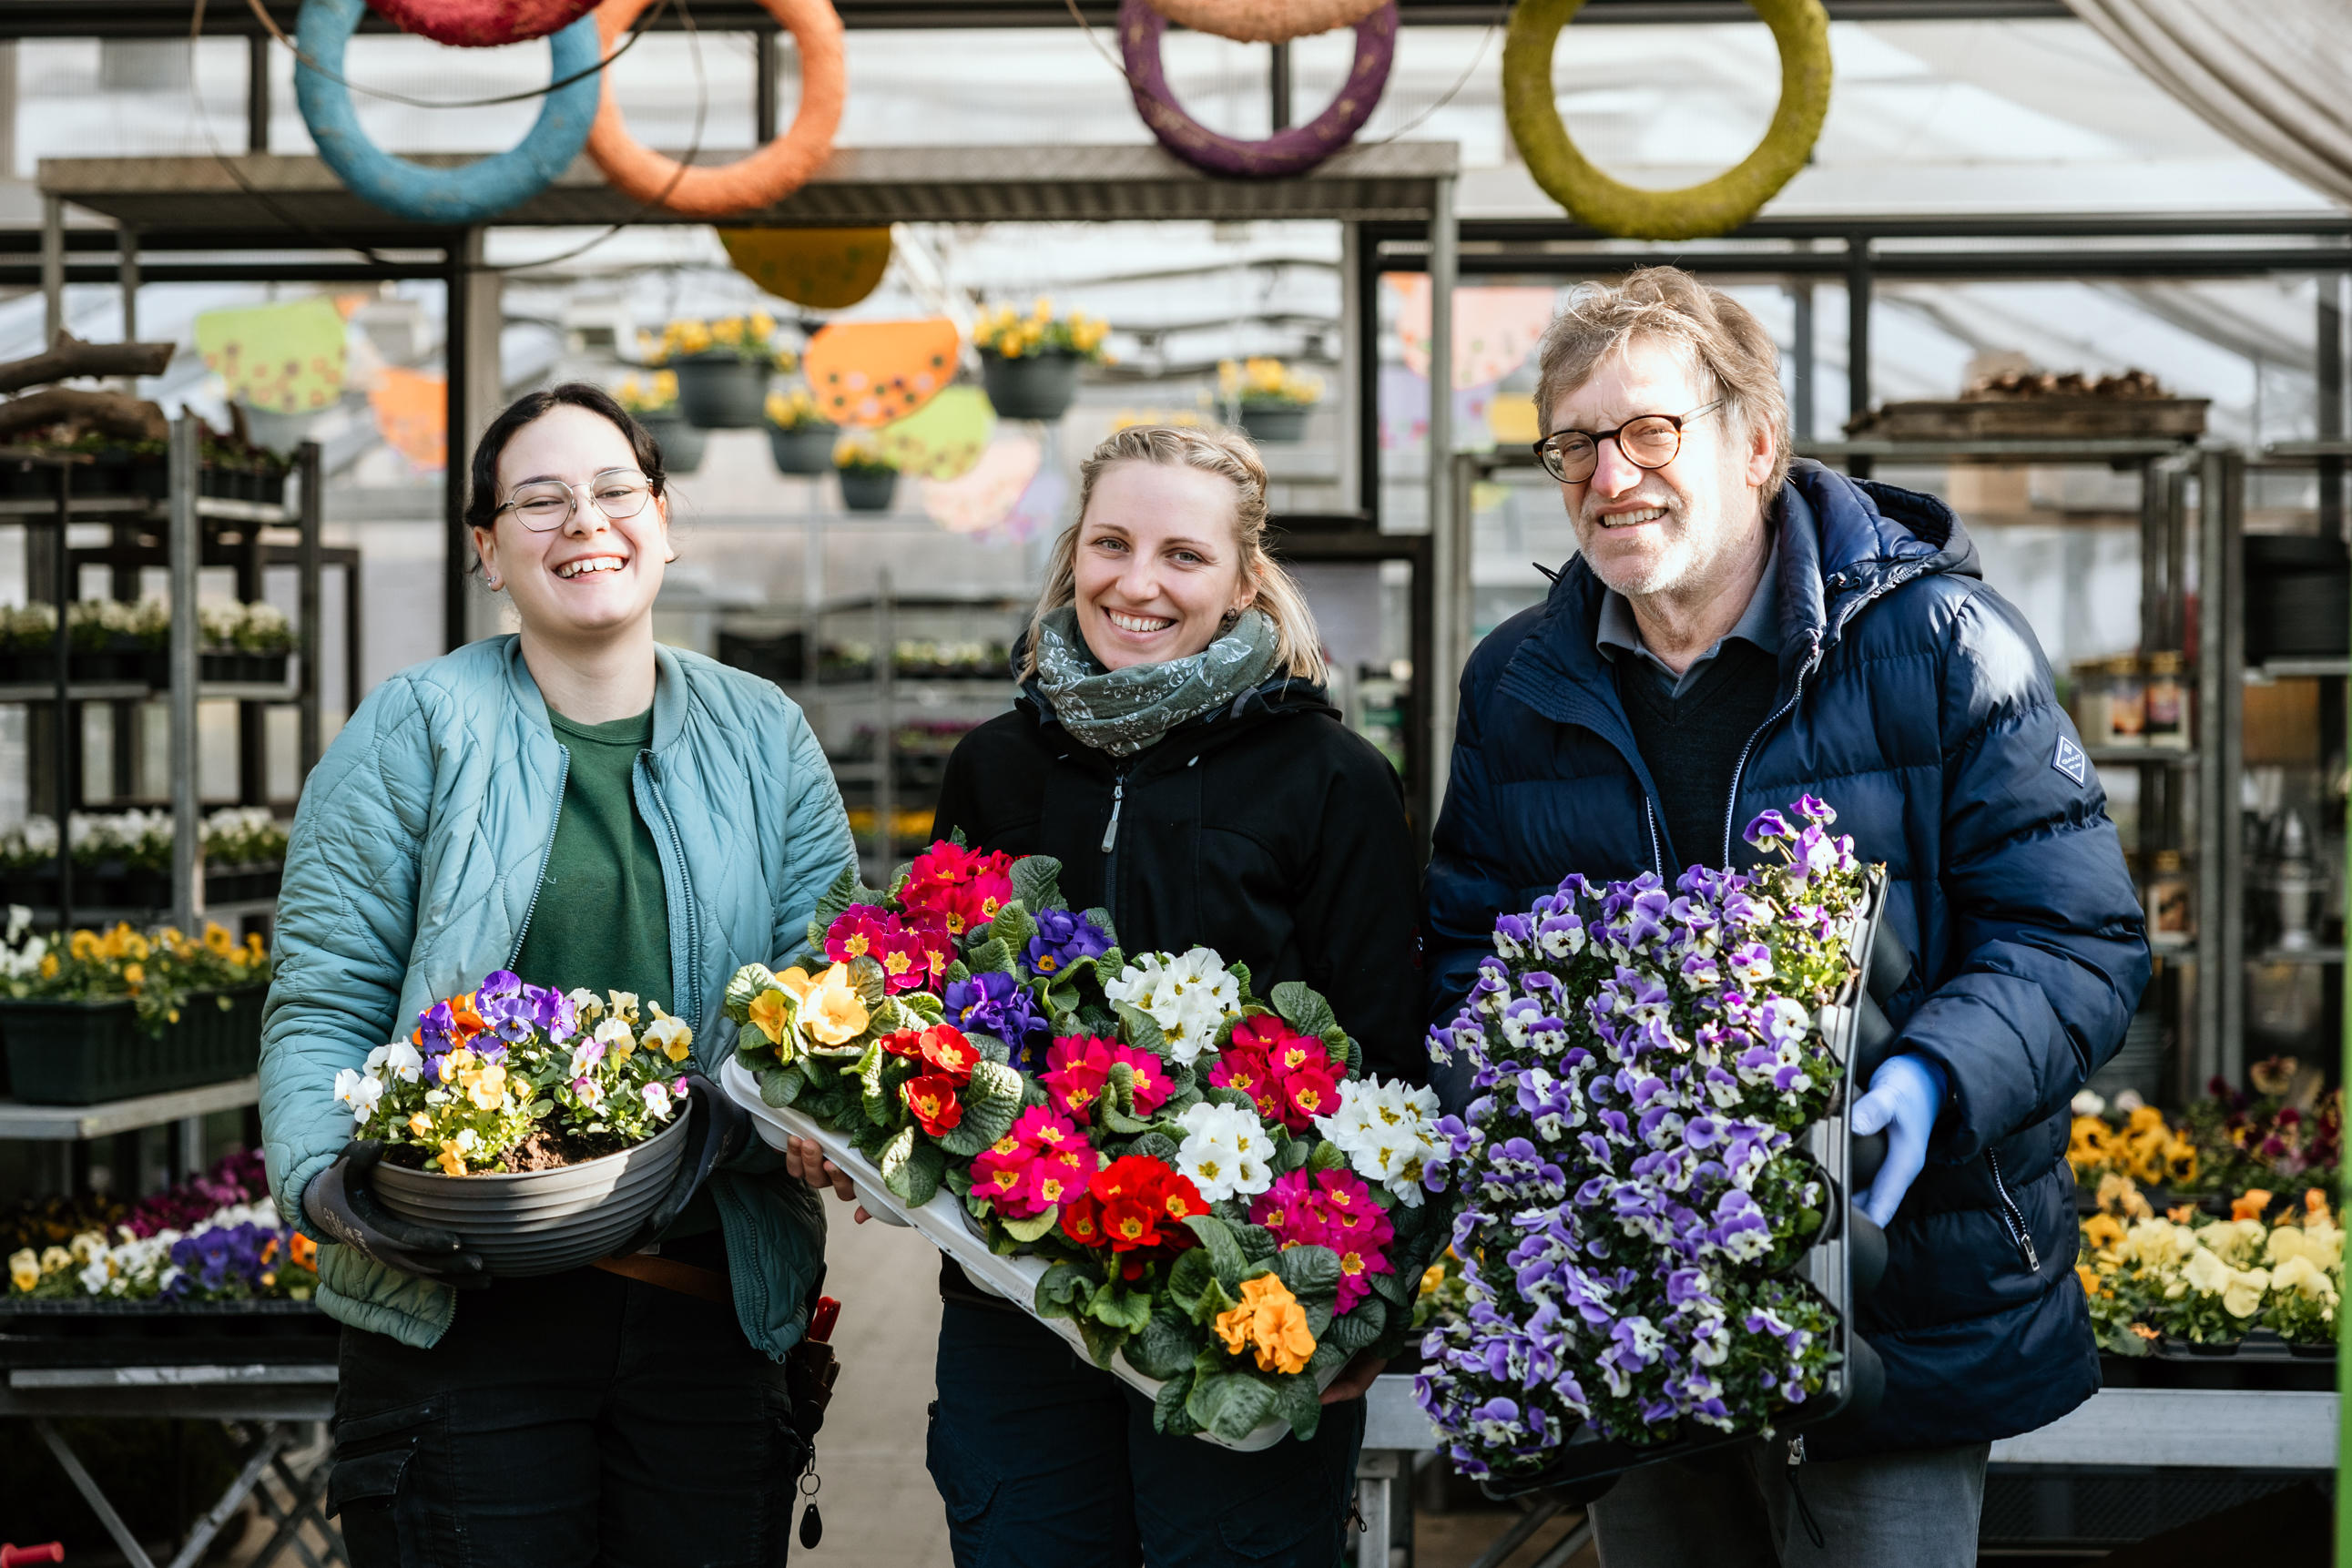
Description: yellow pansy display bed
xmin=1502 ymin=0 xmax=1831 ymax=240
xmin=2077 ymin=1177 xmax=2340 ymax=1359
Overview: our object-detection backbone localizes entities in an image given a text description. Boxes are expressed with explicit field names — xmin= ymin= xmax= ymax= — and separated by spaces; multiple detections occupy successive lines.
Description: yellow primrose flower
xmin=8 ymin=1248 xmax=38 ymax=1293
xmin=787 ymin=962 xmax=869 ymax=1046
xmin=644 ymin=1004 xmax=693 ymax=1064
xmin=1213 ymin=1274 xmax=1316 ymax=1375
xmin=748 ymin=987 xmax=794 ymax=1047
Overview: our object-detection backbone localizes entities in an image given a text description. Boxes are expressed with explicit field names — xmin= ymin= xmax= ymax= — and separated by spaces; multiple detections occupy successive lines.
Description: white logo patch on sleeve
xmin=2052 ymin=736 xmax=2088 ymax=785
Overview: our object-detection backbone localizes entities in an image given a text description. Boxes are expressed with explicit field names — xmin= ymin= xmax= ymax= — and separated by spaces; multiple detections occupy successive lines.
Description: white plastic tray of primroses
xmin=1417 ymin=799 xmax=1875 ymax=1485
xmin=718 ymin=840 xmax=1451 ymax=1451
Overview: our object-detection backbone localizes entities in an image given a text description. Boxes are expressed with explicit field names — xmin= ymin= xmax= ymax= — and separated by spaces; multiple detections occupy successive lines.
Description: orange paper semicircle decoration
xmin=804 ymin=319 xmax=962 ymax=429
xmin=588 ymin=0 xmax=845 ymax=219
xmin=720 ymin=227 xmax=893 ymax=311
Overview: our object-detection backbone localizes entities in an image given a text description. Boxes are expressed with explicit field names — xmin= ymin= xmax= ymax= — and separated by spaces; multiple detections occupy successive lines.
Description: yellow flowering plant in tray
xmin=767 ymin=388 xmax=830 ymax=431
xmin=614 ymin=372 xmax=680 ymax=416
xmin=643 ymin=312 xmax=793 ymax=368
xmin=0 ymin=911 xmax=270 ymax=1035
xmin=2076 ymin=1176 xmax=2342 ymax=1350
xmin=1219 ymin=356 xmax=1323 ymax=409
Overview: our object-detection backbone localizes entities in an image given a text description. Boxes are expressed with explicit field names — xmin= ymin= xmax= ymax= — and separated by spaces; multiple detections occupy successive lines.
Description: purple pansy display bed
xmin=1417 ymin=799 xmax=1889 ymax=1493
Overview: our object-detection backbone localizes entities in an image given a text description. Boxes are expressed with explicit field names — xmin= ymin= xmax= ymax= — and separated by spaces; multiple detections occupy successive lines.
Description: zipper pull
xmin=2021 ymin=1232 xmax=2040 ymax=1271
xmin=1101 ymin=777 xmax=1125 ymax=854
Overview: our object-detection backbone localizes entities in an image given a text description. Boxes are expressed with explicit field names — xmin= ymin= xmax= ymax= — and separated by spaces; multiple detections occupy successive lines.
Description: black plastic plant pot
xmin=839 ymin=468 xmax=899 ymax=514
xmin=1237 ymin=404 xmax=1311 ymax=443
xmin=981 ymin=351 xmax=1081 ymax=422
xmin=672 ymin=355 xmax=771 ymax=429
xmin=640 ymin=412 xmax=708 ymax=475
xmin=769 ymin=423 xmax=839 ymax=476
xmin=0 ymin=986 xmax=265 ymax=1105
xmin=200 ymin=650 xmax=291 ymax=686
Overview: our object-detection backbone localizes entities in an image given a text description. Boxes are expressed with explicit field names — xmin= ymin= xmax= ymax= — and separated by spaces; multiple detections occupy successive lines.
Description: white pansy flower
xmin=381 ymin=1042 xmax=424 ymax=1084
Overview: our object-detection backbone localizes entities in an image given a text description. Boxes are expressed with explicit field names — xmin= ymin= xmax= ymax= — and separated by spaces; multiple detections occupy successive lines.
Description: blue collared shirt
xmin=1593 ymin=496 xmax=1796 ymax=697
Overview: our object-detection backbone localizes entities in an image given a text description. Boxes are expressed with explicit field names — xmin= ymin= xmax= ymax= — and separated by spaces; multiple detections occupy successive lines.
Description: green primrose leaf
xmin=1035 ymin=1263 xmax=1095 ymax=1320
xmin=756 ymin=1063 xmax=806 ymax=1108
xmin=1083 ymin=906 xmax=1119 ymax=949
xmin=1190 ymin=1370 xmax=1280 ymax=1445
xmin=1367 ymin=1265 xmax=1411 ymax=1308
xmin=944 ymin=960 xmax=972 ymax=987
xmin=809 ymin=867 xmax=862 ymax=938
xmin=1189 ymin=1275 xmax=1238 ymax=1329
xmin=902 ymin=991 xmax=946 ymax=1023
xmin=847 ymin=955 xmax=888 ymax=1007
xmin=1152 ymin=1370 xmax=1203 ymax=1436
xmin=1276 ymin=1365 xmax=1324 ymax=1442
xmin=876 ymin=1124 xmax=917 ymax=1194
xmin=1002 ymin=1208 xmax=1061 ymax=1244
xmin=1113 ymin=1003 xmax=1167 ymax=1058
xmin=1127 ymin=1130 xmax=1181 ymax=1166
xmin=1270 ymin=981 xmax=1337 ymax=1039
xmin=1320 ymin=1025 xmax=1356 ymax=1074
xmin=1307 ymin=1139 xmax=1347 ymax=1176
xmin=1166 ymin=1248 xmax=1217 ymax=1313
xmin=1089 ymin=1281 xmax=1153 ymax=1333
xmin=1125 ymin=1309 xmax=1199 ymax=1380
xmin=1230 ymin=1221 xmax=1278 ymax=1264
xmin=1074 ymin=1314 xmax=1127 ymax=1369
xmin=966 ymin=936 xmax=1014 ymax=975
xmin=938 ymin=1059 xmax=1023 ymax=1156
xmin=1277 ymin=1244 xmax=1343 ymax=1320
xmin=1011 ymin=855 xmax=1065 ymax=912
xmin=1185 ymin=1215 xmax=1247 ymax=1288
xmin=1324 ymin=1299 xmax=1386 ymax=1354
xmin=1227 ymin=961 xmax=1253 ymax=1001
xmin=722 ymin=962 xmax=777 ymax=1023
xmin=1203 ymin=1085 xmax=1257 ymax=1115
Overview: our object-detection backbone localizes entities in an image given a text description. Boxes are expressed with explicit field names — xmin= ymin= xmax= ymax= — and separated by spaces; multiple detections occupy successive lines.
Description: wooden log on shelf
xmin=0 ymin=387 xmax=169 ymax=444
xmin=0 ymin=331 xmax=177 ymax=396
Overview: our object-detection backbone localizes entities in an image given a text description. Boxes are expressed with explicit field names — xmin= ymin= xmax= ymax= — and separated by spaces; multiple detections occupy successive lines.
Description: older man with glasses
xmin=1421 ymin=267 xmax=2149 ymax=1566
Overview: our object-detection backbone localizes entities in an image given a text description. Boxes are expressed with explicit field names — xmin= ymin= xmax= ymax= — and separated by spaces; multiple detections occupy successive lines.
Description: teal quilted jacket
xmin=258 ymin=636 xmax=855 ymax=1359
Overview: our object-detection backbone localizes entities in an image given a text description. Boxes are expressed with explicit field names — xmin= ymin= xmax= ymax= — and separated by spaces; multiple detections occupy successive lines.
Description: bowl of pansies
xmin=717 ymin=839 xmax=1451 ymax=1451
xmin=1415 ymin=799 xmax=1888 ymax=1492
xmin=333 ymin=973 xmax=697 ymax=1278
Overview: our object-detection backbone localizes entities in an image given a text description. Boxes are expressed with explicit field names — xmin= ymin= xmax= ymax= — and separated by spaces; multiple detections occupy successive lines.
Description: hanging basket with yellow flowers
xmin=643 ymin=312 xmax=791 ymax=429
xmin=767 ymin=388 xmax=840 ymax=475
xmin=1220 ymin=357 xmax=1324 ymax=444
xmin=615 ymin=371 xmax=708 ymax=474
xmin=974 ymin=300 xmax=1113 ymax=423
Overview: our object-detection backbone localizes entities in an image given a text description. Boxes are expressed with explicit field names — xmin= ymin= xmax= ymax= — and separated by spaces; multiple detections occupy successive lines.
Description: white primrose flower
xmin=1313 ymin=1075 xmax=1441 ymax=1206
xmin=1105 ymin=948 xmax=1241 ymax=1064
xmin=1173 ymin=1100 xmax=1274 ymax=1201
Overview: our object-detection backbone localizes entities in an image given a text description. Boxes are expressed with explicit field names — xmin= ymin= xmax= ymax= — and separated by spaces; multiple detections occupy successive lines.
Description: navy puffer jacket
xmin=1423 ymin=460 xmax=2151 ymax=1454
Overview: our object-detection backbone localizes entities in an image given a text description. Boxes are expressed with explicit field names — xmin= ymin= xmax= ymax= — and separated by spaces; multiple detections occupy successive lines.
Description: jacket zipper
xmin=642 ymin=761 xmax=704 ymax=1035
xmin=1719 ymin=636 xmax=1818 ymax=869
xmin=1098 ymin=765 xmax=1130 ymax=932
xmin=1642 ymin=798 xmax=1662 ymax=879
xmin=1985 ymin=1149 xmax=2039 ymax=1271
xmin=505 ymin=747 xmax=571 ymax=967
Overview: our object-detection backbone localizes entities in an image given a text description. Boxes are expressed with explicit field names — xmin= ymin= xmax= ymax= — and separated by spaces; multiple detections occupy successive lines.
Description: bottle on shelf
xmin=2102 ymin=655 xmax=2146 ymax=748
xmin=2142 ymin=650 xmax=2187 ymax=748
xmin=2271 ymin=810 xmax=2319 ymax=952
xmin=2143 ymin=849 xmax=2193 ymax=944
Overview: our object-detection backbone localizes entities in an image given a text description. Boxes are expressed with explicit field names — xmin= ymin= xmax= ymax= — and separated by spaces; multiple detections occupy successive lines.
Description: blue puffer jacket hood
xmin=1424 ymin=460 xmax=2152 ymax=1453
xmin=259 ymin=636 xmax=856 ymax=1359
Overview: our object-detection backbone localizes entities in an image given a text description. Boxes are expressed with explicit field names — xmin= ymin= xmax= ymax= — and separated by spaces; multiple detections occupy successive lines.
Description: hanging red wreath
xmin=363 ymin=0 xmax=600 ymax=48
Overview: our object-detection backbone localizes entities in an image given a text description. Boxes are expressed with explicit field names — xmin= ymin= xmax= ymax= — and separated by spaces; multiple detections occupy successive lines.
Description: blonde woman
xmin=801 ymin=426 xmax=1420 ymax=1563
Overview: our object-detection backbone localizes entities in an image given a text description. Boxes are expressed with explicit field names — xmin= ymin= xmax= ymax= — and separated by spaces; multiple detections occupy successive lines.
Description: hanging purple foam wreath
xmin=1119 ymin=0 xmax=1397 ymax=179
xmin=364 ymin=0 xmax=599 ymax=47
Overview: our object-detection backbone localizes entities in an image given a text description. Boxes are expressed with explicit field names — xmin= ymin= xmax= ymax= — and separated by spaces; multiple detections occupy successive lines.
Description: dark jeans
xmin=927 ymin=1298 xmax=1366 ymax=1567
xmin=330 ymin=1262 xmax=806 ymax=1568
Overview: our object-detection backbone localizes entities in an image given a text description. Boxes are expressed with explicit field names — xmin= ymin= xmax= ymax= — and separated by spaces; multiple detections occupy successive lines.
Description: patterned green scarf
xmin=1029 ymin=605 xmax=1282 ymax=758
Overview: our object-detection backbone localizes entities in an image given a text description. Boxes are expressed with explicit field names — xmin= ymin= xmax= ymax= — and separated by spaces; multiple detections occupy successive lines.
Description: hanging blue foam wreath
xmin=295 ymin=0 xmax=600 ymax=225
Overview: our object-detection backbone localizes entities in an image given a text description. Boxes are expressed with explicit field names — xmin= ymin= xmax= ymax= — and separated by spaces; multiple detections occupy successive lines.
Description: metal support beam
xmin=1789 ymin=280 xmax=1814 ymax=442
xmin=1845 ymin=239 xmax=1871 ymax=479
xmin=248 ymin=32 xmax=271 ymax=153
xmin=444 ymin=240 xmax=470 ymax=651
xmin=169 ymin=413 xmax=201 ymax=933
xmin=298 ymin=440 xmax=323 ymax=782
xmin=1426 ymin=173 xmax=1457 ymax=816
xmin=2319 ymin=273 xmax=2343 ymax=536
xmin=755 ymin=28 xmax=779 ymax=143
xmin=1269 ymin=42 xmax=1292 ymax=132
xmin=443 ymin=230 xmax=502 ymax=650
xmin=1338 ymin=221 xmax=1362 ymax=514
xmin=117 ymin=226 xmax=139 ymax=350
xmin=40 ymin=193 xmax=63 ymax=343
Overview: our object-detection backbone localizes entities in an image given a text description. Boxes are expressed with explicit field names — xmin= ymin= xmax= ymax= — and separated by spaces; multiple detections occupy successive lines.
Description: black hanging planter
xmin=639 ymin=412 xmax=709 ymax=474
xmin=769 ymin=423 xmax=840 ymax=476
xmin=672 ymin=355 xmax=772 ymax=429
xmin=1238 ymin=404 xmax=1311 ymax=443
xmin=839 ymin=469 xmax=900 ymax=514
xmin=981 ymin=351 xmax=1082 ymax=423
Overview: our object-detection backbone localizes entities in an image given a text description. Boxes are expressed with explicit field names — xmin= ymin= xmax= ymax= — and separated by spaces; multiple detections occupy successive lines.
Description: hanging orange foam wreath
xmin=1144 ymin=0 xmax=1386 ymax=44
xmin=586 ymin=0 xmax=846 ymax=219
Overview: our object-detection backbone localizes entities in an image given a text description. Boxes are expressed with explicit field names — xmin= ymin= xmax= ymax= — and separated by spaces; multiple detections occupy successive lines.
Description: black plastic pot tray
xmin=1481 ymin=871 xmax=1894 ymax=1500
xmin=0 ymin=1297 xmax=335 ymax=1369
xmin=0 ymin=986 xmax=265 ymax=1105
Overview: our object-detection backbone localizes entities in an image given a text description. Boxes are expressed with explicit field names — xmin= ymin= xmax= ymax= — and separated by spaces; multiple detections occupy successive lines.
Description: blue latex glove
xmin=1851 ymin=1054 xmax=1947 ymax=1228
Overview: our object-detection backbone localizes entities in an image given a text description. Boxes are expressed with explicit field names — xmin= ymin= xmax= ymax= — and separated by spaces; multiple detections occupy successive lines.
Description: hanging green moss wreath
xmin=1502 ymin=0 xmax=1831 ymax=240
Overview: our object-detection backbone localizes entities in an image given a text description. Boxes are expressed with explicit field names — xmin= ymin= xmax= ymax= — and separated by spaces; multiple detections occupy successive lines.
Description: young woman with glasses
xmin=259 ymin=382 xmax=856 ymax=1565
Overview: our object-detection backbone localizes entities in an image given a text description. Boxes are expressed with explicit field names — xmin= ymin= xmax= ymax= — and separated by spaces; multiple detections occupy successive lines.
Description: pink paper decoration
xmin=1388 ymin=275 xmax=1558 ymax=390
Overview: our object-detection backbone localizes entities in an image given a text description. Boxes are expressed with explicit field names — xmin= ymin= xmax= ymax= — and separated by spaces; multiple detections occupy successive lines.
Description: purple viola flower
xmin=1492 ymin=911 xmax=1535 ymax=962
xmin=1023 ymin=907 xmax=1112 ymax=980
xmin=944 ymin=971 xmax=1048 ymax=1066
xmin=1743 ymin=808 xmax=1793 ymax=847
xmin=1792 ymin=794 xmax=1837 ymax=828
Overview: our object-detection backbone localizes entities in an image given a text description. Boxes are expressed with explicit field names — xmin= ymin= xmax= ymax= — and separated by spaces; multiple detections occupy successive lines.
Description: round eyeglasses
xmin=1532 ymin=401 xmax=1723 ymax=484
xmin=493 ymin=470 xmax=656 ymax=533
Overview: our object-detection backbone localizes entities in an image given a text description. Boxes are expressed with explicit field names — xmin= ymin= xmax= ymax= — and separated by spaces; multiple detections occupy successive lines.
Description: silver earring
xmin=485 ymin=575 xmax=503 ymax=591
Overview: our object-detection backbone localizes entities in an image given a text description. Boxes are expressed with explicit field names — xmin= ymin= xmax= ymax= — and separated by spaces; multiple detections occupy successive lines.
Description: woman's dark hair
xmin=463 ymin=382 xmax=668 ymax=542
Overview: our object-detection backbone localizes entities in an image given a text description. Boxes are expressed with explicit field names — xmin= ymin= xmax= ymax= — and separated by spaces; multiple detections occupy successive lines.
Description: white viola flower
xmin=595 ymin=1017 xmax=637 ymax=1058
xmin=566 ymin=987 xmax=604 ymax=1023
xmin=573 ymin=1074 xmax=606 ymax=1109
xmin=455 ymin=1128 xmax=482 ymax=1154
xmin=642 ymin=1080 xmax=674 ymax=1118
xmin=606 ymin=990 xmax=642 ymax=1024
xmin=333 ymin=1068 xmax=384 ymax=1125
xmin=642 ymin=1005 xmax=694 ymax=1064
xmin=570 ymin=1038 xmax=607 ymax=1080
xmin=382 ymin=1042 xmax=424 ymax=1084
xmin=364 ymin=1044 xmax=391 ymax=1074
xmin=77 ymin=1258 xmax=111 ymax=1293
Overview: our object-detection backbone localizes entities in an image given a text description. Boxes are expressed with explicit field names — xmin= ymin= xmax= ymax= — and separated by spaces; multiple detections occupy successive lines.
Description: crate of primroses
xmin=1416 ymin=799 xmax=1900 ymax=1499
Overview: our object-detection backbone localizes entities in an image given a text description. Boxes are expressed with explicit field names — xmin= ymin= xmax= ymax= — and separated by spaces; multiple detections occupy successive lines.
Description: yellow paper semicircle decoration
xmin=719 ymin=227 xmax=893 ymax=311
xmin=804 ymin=318 xmax=962 ymax=430
xmin=877 ymin=386 xmax=997 ymax=481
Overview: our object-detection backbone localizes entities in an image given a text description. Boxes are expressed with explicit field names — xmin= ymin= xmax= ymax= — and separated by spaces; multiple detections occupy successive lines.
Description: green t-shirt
xmin=513 ymin=707 xmax=676 ymax=1013
xmin=515 ymin=707 xmax=716 ymax=1241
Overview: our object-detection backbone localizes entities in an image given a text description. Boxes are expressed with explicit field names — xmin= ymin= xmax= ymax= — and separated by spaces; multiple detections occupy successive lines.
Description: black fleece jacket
xmin=930 ymin=678 xmax=1426 ymax=1083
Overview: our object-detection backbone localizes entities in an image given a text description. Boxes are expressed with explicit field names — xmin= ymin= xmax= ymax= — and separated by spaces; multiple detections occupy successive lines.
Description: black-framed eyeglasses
xmin=1532 ymin=401 xmax=1723 ymax=484
xmin=493 ymin=469 xmax=656 ymax=533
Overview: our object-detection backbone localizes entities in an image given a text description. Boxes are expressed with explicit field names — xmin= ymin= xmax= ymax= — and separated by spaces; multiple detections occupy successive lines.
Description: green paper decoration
xmin=875 ymin=385 xmax=996 ymax=481
xmin=196 ymin=299 xmax=349 ymax=415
